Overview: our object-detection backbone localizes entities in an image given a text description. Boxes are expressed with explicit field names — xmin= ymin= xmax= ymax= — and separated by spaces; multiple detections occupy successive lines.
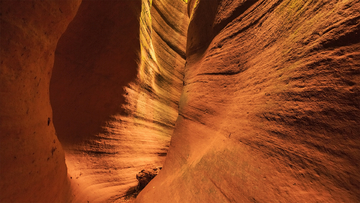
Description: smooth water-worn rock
xmin=136 ymin=0 xmax=360 ymax=202
xmin=0 ymin=0 xmax=81 ymax=202
xmin=1 ymin=0 xmax=359 ymax=202
xmin=50 ymin=0 xmax=188 ymax=202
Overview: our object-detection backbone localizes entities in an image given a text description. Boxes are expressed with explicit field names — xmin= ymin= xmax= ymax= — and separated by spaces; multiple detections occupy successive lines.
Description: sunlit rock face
xmin=136 ymin=0 xmax=360 ymax=202
xmin=1 ymin=0 xmax=359 ymax=202
xmin=1 ymin=0 xmax=188 ymax=202
xmin=50 ymin=0 xmax=188 ymax=202
xmin=0 ymin=1 xmax=81 ymax=202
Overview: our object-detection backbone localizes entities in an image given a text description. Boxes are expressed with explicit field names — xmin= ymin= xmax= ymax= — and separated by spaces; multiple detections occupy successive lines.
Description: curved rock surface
xmin=0 ymin=0 xmax=81 ymax=202
xmin=1 ymin=0 xmax=359 ymax=202
xmin=50 ymin=0 xmax=141 ymax=146
xmin=51 ymin=0 xmax=188 ymax=202
xmin=137 ymin=0 xmax=360 ymax=202
xmin=1 ymin=0 xmax=188 ymax=201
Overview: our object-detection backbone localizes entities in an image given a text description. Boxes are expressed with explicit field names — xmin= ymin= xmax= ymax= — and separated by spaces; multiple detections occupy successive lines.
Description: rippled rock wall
xmin=50 ymin=0 xmax=188 ymax=202
xmin=1 ymin=0 xmax=359 ymax=202
xmin=136 ymin=0 xmax=360 ymax=202
xmin=1 ymin=0 xmax=188 ymax=202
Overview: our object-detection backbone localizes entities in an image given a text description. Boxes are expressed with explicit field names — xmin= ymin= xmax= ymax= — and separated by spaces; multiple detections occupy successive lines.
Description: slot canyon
xmin=0 ymin=0 xmax=359 ymax=202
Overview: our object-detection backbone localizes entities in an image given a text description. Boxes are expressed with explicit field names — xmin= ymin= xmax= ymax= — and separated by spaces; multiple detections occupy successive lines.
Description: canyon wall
xmin=50 ymin=0 xmax=141 ymax=146
xmin=1 ymin=0 xmax=188 ymax=202
xmin=1 ymin=0 xmax=359 ymax=202
xmin=136 ymin=0 xmax=360 ymax=202
xmin=0 ymin=1 xmax=81 ymax=202
xmin=51 ymin=0 xmax=188 ymax=202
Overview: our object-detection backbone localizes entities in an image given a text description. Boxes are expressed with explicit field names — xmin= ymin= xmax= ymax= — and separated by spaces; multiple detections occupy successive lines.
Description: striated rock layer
xmin=50 ymin=0 xmax=188 ymax=202
xmin=136 ymin=0 xmax=360 ymax=202
xmin=1 ymin=0 xmax=188 ymax=202
xmin=1 ymin=0 xmax=359 ymax=202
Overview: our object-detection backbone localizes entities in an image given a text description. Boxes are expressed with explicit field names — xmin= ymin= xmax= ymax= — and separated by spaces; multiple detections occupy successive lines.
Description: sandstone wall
xmin=49 ymin=0 xmax=188 ymax=202
xmin=136 ymin=0 xmax=360 ymax=202
xmin=0 ymin=1 xmax=81 ymax=202
xmin=1 ymin=0 xmax=359 ymax=202
xmin=1 ymin=0 xmax=188 ymax=201
xmin=50 ymin=0 xmax=141 ymax=146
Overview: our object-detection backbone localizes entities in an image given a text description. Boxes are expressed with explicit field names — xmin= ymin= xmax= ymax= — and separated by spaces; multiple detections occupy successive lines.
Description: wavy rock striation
xmin=1 ymin=0 xmax=359 ymax=202
xmin=1 ymin=0 xmax=188 ymax=202
xmin=50 ymin=0 xmax=188 ymax=202
xmin=136 ymin=0 xmax=360 ymax=202
xmin=49 ymin=0 xmax=188 ymax=202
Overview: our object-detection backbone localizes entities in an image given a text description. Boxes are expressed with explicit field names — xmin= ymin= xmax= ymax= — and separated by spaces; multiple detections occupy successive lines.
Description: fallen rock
xmin=136 ymin=167 xmax=162 ymax=190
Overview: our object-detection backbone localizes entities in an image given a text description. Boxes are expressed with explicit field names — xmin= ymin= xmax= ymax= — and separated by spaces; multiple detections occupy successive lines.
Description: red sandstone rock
xmin=136 ymin=167 xmax=162 ymax=190
xmin=136 ymin=0 xmax=360 ymax=202
xmin=0 ymin=0 xmax=81 ymax=202
xmin=53 ymin=0 xmax=188 ymax=202
xmin=1 ymin=0 xmax=359 ymax=202
xmin=50 ymin=0 xmax=141 ymax=146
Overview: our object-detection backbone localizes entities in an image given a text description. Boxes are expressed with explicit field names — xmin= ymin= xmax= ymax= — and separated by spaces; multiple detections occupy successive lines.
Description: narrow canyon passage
xmin=1 ymin=0 xmax=360 ymax=203
xmin=50 ymin=0 xmax=188 ymax=202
